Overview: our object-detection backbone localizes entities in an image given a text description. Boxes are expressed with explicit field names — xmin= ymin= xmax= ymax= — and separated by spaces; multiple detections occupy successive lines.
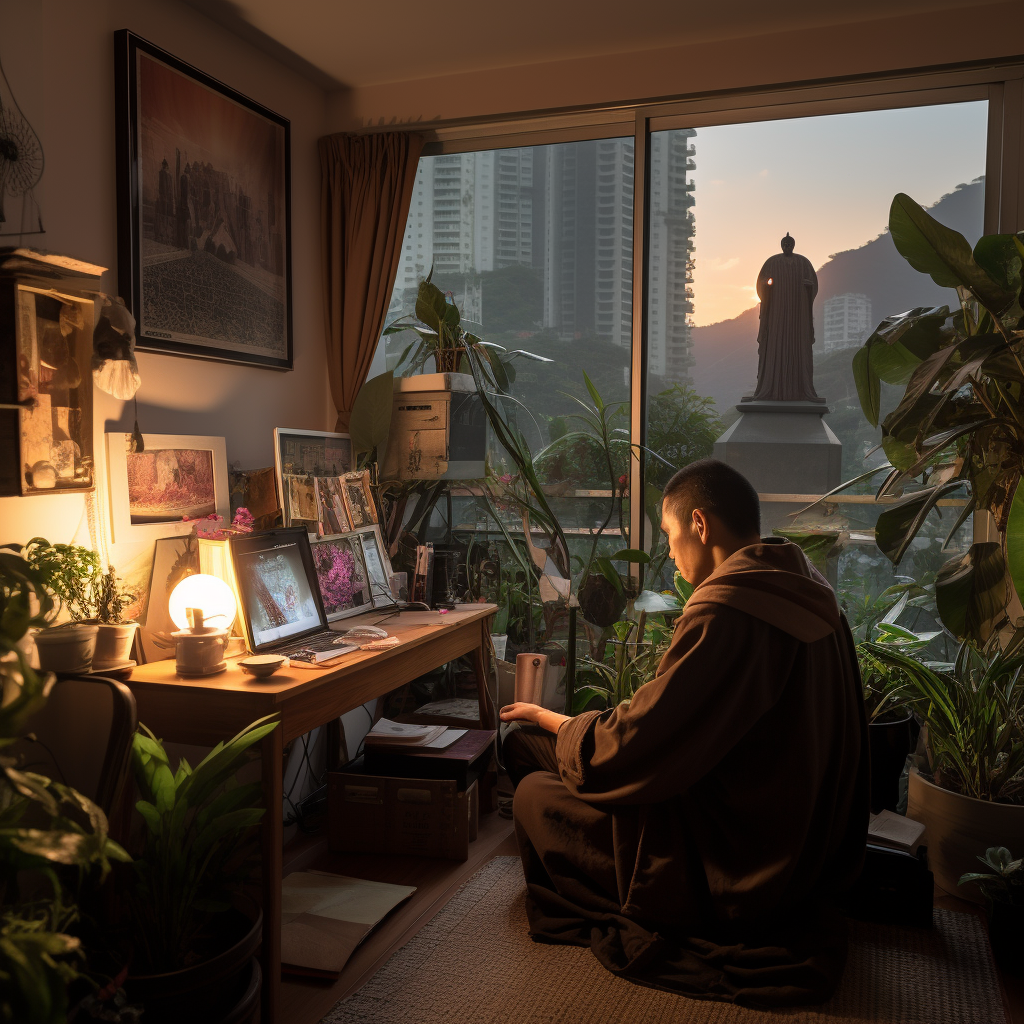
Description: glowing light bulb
xmin=168 ymin=574 xmax=237 ymax=631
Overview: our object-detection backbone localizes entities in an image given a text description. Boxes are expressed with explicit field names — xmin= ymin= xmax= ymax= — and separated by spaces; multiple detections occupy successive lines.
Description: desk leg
xmin=473 ymin=618 xmax=495 ymax=729
xmin=261 ymin=723 xmax=284 ymax=1024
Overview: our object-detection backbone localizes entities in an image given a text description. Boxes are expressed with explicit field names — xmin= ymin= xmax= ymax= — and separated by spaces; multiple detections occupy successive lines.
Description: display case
xmin=0 ymin=253 xmax=105 ymax=496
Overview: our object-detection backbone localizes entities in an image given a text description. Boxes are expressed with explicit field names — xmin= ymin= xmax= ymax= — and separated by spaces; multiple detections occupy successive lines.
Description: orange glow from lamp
xmin=168 ymin=574 xmax=237 ymax=677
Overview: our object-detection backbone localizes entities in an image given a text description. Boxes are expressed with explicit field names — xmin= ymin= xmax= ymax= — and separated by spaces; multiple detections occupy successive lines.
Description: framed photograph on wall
xmin=114 ymin=31 xmax=292 ymax=369
xmin=315 ymin=476 xmax=351 ymax=535
xmin=309 ymin=532 xmax=372 ymax=622
xmin=106 ymin=432 xmax=230 ymax=543
xmin=355 ymin=525 xmax=396 ymax=609
xmin=273 ymin=428 xmax=352 ymax=529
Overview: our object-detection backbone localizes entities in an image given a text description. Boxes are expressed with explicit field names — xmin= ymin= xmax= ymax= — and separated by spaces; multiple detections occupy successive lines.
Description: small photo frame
xmin=273 ymin=427 xmax=351 ymax=528
xmin=354 ymin=525 xmax=395 ymax=609
xmin=315 ymin=475 xmax=352 ymax=535
xmin=106 ymin=432 xmax=229 ymax=543
xmin=341 ymin=470 xmax=377 ymax=530
xmin=309 ymin=532 xmax=371 ymax=622
xmin=140 ymin=533 xmax=199 ymax=661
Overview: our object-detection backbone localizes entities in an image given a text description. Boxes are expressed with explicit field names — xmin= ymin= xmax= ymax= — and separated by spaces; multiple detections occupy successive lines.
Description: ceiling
xmin=192 ymin=0 xmax=995 ymax=90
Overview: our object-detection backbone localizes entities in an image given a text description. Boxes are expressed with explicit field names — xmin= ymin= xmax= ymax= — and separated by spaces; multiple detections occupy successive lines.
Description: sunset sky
xmin=686 ymin=101 xmax=989 ymax=326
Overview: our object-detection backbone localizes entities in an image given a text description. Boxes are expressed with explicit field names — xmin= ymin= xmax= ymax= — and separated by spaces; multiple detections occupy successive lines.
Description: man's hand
xmin=500 ymin=702 xmax=570 ymax=735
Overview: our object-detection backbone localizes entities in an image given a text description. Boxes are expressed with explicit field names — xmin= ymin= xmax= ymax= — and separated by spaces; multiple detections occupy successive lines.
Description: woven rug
xmin=322 ymin=856 xmax=1006 ymax=1024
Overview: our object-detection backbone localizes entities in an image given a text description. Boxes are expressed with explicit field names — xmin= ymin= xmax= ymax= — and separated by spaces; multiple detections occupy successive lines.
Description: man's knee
xmin=501 ymin=721 xmax=556 ymax=787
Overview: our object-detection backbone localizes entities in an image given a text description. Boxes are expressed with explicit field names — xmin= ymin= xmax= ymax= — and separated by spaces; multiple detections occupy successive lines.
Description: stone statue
xmin=750 ymin=233 xmax=822 ymax=402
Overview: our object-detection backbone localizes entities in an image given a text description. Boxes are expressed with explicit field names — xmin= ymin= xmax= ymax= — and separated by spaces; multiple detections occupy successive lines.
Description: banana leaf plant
xmin=383 ymin=271 xmax=552 ymax=388
xmin=833 ymin=193 xmax=1024 ymax=644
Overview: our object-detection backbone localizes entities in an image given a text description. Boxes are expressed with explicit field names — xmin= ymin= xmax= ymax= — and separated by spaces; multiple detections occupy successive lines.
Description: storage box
xmin=328 ymin=765 xmax=477 ymax=861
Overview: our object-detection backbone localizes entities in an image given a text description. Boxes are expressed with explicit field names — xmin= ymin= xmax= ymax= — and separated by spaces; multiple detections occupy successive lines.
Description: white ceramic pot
xmin=33 ymin=623 xmax=99 ymax=674
xmin=92 ymin=622 xmax=138 ymax=670
xmin=907 ymin=767 xmax=1024 ymax=902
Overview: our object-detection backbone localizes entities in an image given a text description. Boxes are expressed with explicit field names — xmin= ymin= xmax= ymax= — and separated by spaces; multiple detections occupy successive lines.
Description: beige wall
xmin=0 ymin=0 xmax=328 ymax=553
xmin=327 ymin=0 xmax=1024 ymax=128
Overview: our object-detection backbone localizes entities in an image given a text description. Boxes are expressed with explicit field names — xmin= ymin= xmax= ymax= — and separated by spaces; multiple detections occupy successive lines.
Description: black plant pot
xmin=126 ymin=895 xmax=262 ymax=1024
xmin=989 ymin=899 xmax=1024 ymax=977
xmin=869 ymin=712 xmax=916 ymax=814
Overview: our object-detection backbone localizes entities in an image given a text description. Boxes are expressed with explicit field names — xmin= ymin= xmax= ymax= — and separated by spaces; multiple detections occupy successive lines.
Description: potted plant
xmin=866 ymin=639 xmax=1024 ymax=898
xmin=0 ymin=548 xmax=131 ymax=1023
xmin=959 ymin=846 xmax=1024 ymax=975
xmin=22 ymin=539 xmax=137 ymax=673
xmin=121 ymin=715 xmax=278 ymax=1024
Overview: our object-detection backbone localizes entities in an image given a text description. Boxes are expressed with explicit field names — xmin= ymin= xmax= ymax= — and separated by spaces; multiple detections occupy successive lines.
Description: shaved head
xmin=662 ymin=459 xmax=761 ymax=539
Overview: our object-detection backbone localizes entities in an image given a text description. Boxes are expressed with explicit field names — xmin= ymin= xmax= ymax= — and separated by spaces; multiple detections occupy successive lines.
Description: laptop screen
xmin=229 ymin=527 xmax=329 ymax=651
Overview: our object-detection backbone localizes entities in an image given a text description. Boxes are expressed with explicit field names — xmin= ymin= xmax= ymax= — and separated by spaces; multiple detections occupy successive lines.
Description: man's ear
xmin=691 ymin=508 xmax=710 ymax=545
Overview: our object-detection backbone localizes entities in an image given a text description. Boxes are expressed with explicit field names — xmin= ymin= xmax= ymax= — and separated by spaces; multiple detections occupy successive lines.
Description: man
xmin=500 ymin=459 xmax=868 ymax=1007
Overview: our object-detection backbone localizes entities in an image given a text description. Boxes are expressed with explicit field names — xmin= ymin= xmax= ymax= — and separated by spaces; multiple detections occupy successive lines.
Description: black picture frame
xmin=114 ymin=30 xmax=293 ymax=370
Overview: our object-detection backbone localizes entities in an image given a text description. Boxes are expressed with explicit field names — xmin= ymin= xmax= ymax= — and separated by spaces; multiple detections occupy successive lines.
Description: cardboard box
xmin=328 ymin=766 xmax=477 ymax=861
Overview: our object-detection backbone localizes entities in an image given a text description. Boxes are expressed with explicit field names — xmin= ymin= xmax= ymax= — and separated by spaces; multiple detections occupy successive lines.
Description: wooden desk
xmin=124 ymin=603 xmax=496 ymax=1024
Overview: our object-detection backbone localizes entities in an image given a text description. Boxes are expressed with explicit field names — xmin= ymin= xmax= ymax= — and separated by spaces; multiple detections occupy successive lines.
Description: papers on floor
xmin=868 ymin=809 xmax=925 ymax=852
xmin=363 ymin=718 xmax=467 ymax=751
xmin=281 ymin=871 xmax=416 ymax=977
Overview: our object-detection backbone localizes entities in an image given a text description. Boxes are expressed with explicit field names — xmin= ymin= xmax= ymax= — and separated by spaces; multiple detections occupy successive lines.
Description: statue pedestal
xmin=713 ymin=400 xmax=842 ymax=534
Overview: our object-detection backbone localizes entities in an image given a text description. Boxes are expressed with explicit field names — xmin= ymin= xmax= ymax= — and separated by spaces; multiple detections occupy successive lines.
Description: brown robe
xmin=512 ymin=539 xmax=869 ymax=1007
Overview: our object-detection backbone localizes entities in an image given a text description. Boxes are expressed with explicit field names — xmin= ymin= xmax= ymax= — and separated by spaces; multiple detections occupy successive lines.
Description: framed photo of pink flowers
xmin=309 ymin=532 xmax=372 ymax=621
xmin=105 ymin=432 xmax=230 ymax=543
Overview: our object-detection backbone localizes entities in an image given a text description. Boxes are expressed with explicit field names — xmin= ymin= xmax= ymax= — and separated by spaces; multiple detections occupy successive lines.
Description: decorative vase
xmin=92 ymin=621 xmax=138 ymax=670
xmin=33 ymin=623 xmax=98 ymax=674
xmin=907 ymin=767 xmax=1024 ymax=902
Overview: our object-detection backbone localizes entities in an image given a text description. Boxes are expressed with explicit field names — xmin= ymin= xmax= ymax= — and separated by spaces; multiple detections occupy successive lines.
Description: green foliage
xmin=20 ymin=540 xmax=133 ymax=625
xmin=836 ymin=194 xmax=1024 ymax=646
xmin=863 ymin=639 xmax=1024 ymax=801
xmin=350 ymin=370 xmax=393 ymax=470
xmin=0 ymin=549 xmax=131 ymax=1024
xmin=128 ymin=716 xmax=278 ymax=974
xmin=960 ymin=846 xmax=1024 ymax=905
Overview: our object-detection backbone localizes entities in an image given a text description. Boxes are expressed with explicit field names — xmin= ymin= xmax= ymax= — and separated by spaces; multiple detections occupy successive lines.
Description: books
xmin=281 ymin=871 xmax=415 ymax=977
xmin=363 ymin=718 xmax=465 ymax=751
xmin=868 ymin=809 xmax=926 ymax=852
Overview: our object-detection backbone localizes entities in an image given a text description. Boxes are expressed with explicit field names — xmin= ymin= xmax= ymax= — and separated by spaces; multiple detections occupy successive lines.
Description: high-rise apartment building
xmin=823 ymin=293 xmax=873 ymax=352
xmin=389 ymin=135 xmax=696 ymax=383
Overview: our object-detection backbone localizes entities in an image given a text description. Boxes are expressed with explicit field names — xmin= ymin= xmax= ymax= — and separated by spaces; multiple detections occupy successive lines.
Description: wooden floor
xmin=279 ymin=808 xmax=517 ymax=1024
xmin=278 ymin=818 xmax=1024 ymax=1024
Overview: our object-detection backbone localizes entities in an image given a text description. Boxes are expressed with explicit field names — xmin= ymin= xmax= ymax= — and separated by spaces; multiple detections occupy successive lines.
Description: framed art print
xmin=309 ymin=532 xmax=371 ymax=622
xmin=115 ymin=31 xmax=292 ymax=369
xmin=106 ymin=432 xmax=229 ymax=543
xmin=315 ymin=475 xmax=351 ymax=535
xmin=355 ymin=525 xmax=395 ymax=609
xmin=341 ymin=470 xmax=378 ymax=530
xmin=273 ymin=427 xmax=352 ymax=529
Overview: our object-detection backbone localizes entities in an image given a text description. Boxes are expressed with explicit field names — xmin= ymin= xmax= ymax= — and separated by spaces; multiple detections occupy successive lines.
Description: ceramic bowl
xmin=239 ymin=654 xmax=288 ymax=679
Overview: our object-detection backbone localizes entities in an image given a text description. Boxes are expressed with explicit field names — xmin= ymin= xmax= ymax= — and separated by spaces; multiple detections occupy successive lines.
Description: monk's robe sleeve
xmin=555 ymin=604 xmax=797 ymax=806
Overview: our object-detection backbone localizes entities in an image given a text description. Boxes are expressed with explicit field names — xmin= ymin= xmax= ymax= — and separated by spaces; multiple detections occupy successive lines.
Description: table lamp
xmin=168 ymin=574 xmax=237 ymax=676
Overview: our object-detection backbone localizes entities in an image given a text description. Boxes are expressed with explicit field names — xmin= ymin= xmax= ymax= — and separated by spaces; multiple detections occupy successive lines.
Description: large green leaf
xmin=890 ymin=194 xmax=1016 ymax=314
xmin=852 ymin=345 xmax=880 ymax=425
xmin=935 ymin=542 xmax=1007 ymax=643
xmin=1006 ymin=477 xmax=1024 ymax=610
xmin=973 ymin=233 xmax=1023 ymax=295
xmin=349 ymin=370 xmax=393 ymax=468
xmin=874 ymin=480 xmax=966 ymax=565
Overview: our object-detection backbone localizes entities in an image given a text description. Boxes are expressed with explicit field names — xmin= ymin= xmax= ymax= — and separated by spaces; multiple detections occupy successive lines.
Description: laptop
xmin=229 ymin=527 xmax=356 ymax=664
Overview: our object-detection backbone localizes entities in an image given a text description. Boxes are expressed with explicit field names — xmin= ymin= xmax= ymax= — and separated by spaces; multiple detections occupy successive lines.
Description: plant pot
xmin=92 ymin=621 xmax=138 ymax=670
xmin=988 ymin=898 xmax=1024 ymax=977
xmin=32 ymin=623 xmax=98 ymax=674
xmin=868 ymin=713 xmax=915 ymax=814
xmin=127 ymin=895 xmax=262 ymax=1024
xmin=907 ymin=768 xmax=1024 ymax=902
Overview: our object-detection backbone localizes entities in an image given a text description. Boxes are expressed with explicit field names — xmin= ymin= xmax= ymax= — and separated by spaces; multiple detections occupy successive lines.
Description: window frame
xmin=366 ymin=57 xmax=1024 ymax=566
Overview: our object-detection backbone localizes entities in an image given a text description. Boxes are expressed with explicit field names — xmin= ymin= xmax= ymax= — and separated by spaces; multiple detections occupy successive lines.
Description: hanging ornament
xmin=0 ymin=50 xmax=44 ymax=235
xmin=92 ymin=294 xmax=141 ymax=400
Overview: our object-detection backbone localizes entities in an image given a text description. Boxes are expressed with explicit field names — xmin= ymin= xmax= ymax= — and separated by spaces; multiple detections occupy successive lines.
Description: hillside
xmin=690 ymin=178 xmax=985 ymax=412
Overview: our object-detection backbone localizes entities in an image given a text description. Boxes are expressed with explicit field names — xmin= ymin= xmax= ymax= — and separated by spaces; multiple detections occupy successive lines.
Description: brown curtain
xmin=319 ymin=132 xmax=424 ymax=431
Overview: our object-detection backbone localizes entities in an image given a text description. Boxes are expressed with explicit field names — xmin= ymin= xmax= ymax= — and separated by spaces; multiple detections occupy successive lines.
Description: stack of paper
xmin=363 ymin=718 xmax=464 ymax=750
xmin=281 ymin=871 xmax=416 ymax=977
xmin=868 ymin=809 xmax=926 ymax=852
